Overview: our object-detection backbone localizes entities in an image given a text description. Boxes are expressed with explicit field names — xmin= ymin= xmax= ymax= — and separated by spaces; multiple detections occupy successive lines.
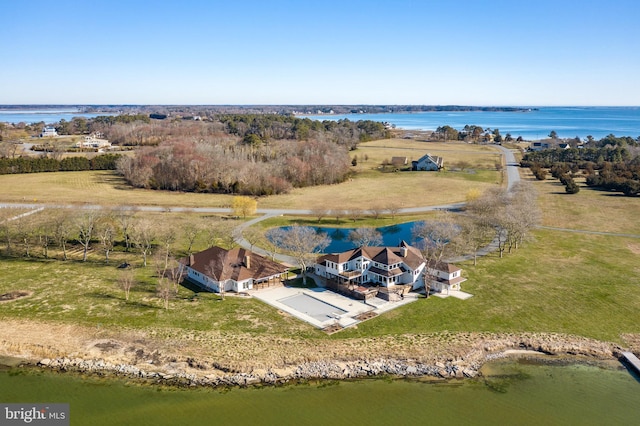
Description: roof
xmin=317 ymin=241 xmax=425 ymax=271
xmin=414 ymin=153 xmax=444 ymax=168
xmin=427 ymin=260 xmax=462 ymax=274
xmin=181 ymin=246 xmax=288 ymax=282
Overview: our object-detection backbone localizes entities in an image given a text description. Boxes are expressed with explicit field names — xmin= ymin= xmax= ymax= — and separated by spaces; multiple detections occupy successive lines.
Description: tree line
xmin=523 ymin=146 xmax=640 ymax=196
xmin=117 ymin=136 xmax=352 ymax=196
xmin=433 ymin=125 xmax=519 ymax=143
xmin=41 ymin=113 xmax=390 ymax=150
xmin=0 ymin=154 xmax=121 ymax=174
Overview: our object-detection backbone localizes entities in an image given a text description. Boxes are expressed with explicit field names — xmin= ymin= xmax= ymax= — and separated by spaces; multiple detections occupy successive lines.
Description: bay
xmin=1 ymin=359 xmax=638 ymax=425
xmin=0 ymin=109 xmax=112 ymax=125
xmin=302 ymin=107 xmax=640 ymax=141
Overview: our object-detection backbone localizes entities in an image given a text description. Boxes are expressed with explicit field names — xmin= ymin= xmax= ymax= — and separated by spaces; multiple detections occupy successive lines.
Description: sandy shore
xmin=0 ymin=318 xmax=636 ymax=386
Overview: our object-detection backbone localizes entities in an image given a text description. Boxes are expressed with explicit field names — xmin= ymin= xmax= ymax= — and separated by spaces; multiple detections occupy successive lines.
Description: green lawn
xmin=339 ymin=229 xmax=640 ymax=343
xmin=0 ymin=255 xmax=320 ymax=339
xmin=1 ymin=228 xmax=639 ymax=344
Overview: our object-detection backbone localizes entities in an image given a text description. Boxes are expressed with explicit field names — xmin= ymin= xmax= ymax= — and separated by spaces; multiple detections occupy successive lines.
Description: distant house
xmin=40 ymin=126 xmax=58 ymax=138
xmin=180 ymin=246 xmax=289 ymax=293
xmin=529 ymin=141 xmax=551 ymax=151
xmin=412 ymin=153 xmax=443 ymax=171
xmin=314 ymin=241 xmax=464 ymax=295
xmin=391 ymin=156 xmax=408 ymax=167
xmin=558 ymin=143 xmax=571 ymax=150
xmin=74 ymin=134 xmax=111 ymax=149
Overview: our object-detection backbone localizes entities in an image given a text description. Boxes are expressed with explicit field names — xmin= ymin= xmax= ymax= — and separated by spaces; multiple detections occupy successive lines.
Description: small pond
xmin=275 ymin=221 xmax=422 ymax=253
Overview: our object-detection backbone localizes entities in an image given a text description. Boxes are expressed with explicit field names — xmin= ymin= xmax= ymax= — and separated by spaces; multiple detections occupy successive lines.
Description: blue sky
xmin=1 ymin=0 xmax=639 ymax=105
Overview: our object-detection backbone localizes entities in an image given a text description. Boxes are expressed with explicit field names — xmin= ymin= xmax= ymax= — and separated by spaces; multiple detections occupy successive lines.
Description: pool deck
xmin=252 ymin=286 xmax=420 ymax=330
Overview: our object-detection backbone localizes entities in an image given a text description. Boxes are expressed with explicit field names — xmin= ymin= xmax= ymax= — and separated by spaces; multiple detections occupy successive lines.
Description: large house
xmin=412 ymin=153 xmax=443 ymax=171
xmin=74 ymin=134 xmax=111 ymax=149
xmin=314 ymin=241 xmax=464 ymax=295
xmin=180 ymin=246 xmax=289 ymax=293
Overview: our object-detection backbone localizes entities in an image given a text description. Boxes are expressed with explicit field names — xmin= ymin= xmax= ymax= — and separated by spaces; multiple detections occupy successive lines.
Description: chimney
xmin=244 ymin=255 xmax=251 ymax=269
xmin=400 ymin=247 xmax=408 ymax=257
xmin=189 ymin=254 xmax=195 ymax=266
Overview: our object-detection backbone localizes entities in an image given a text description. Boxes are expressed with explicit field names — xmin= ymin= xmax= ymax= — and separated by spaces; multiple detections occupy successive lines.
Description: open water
xmin=303 ymin=107 xmax=640 ymax=141
xmin=1 ymin=359 xmax=639 ymax=425
xmin=0 ymin=109 xmax=111 ymax=125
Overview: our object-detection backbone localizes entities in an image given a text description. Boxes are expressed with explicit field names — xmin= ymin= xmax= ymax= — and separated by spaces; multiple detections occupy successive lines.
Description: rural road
xmin=0 ymin=146 xmax=522 ymax=216
xmin=2 ymin=146 xmax=638 ymax=267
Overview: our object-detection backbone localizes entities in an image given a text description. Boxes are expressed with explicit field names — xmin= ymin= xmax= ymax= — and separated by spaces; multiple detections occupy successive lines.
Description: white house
xmin=40 ymin=126 xmax=58 ymax=138
xmin=529 ymin=141 xmax=551 ymax=151
xmin=412 ymin=153 xmax=443 ymax=171
xmin=314 ymin=241 xmax=463 ymax=295
xmin=180 ymin=246 xmax=289 ymax=293
xmin=425 ymin=261 xmax=466 ymax=294
xmin=74 ymin=134 xmax=111 ymax=149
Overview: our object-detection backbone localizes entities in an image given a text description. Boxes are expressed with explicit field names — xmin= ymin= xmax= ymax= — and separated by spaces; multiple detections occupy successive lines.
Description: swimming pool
xmin=278 ymin=293 xmax=347 ymax=322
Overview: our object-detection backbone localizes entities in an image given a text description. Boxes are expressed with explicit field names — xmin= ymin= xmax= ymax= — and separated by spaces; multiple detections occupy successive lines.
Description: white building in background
xmin=40 ymin=126 xmax=58 ymax=137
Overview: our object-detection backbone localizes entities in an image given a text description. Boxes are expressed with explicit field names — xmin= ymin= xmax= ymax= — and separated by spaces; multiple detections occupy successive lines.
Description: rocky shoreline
xmin=1 ymin=316 xmax=635 ymax=389
xmin=12 ymin=332 xmax=631 ymax=389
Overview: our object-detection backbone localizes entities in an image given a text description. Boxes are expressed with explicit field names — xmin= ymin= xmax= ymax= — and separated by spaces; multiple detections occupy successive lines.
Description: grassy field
xmin=0 ymin=139 xmax=501 ymax=209
xmin=352 ymin=139 xmax=502 ymax=174
xmin=525 ymin=169 xmax=640 ymax=235
xmin=341 ymin=229 xmax=640 ymax=343
xmin=0 ymin=253 xmax=317 ymax=339
xmin=1 ymin=138 xmax=639 ymax=358
xmin=1 ymin=228 xmax=638 ymax=344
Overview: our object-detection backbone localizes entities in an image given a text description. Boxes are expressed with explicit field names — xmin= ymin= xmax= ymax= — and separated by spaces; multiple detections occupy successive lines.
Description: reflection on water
xmin=276 ymin=221 xmax=421 ymax=253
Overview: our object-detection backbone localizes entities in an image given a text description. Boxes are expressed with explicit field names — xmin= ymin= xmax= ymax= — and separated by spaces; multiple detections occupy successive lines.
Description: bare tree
xmin=310 ymin=207 xmax=329 ymax=223
xmin=118 ymin=269 xmax=136 ymax=301
xmin=0 ymin=209 xmax=13 ymax=254
xmin=466 ymin=187 xmax=509 ymax=258
xmin=130 ymin=218 xmax=155 ymax=267
xmin=331 ymin=209 xmax=345 ymax=224
xmin=166 ymin=256 xmax=185 ymax=294
xmin=53 ymin=210 xmax=73 ymax=261
xmin=75 ymin=211 xmax=99 ymax=262
xmin=205 ymin=218 xmax=225 ymax=247
xmin=452 ymin=216 xmax=494 ymax=266
xmin=263 ymin=228 xmax=285 ymax=260
xmin=505 ymin=182 xmax=541 ymax=251
xmin=368 ymin=205 xmax=384 ymax=220
xmin=183 ymin=222 xmax=202 ymax=256
xmin=97 ymin=214 xmax=118 ymax=263
xmin=14 ymin=214 xmax=37 ymax=258
xmin=347 ymin=208 xmax=364 ymax=223
xmin=412 ymin=214 xmax=460 ymax=265
xmin=348 ymin=227 xmax=383 ymax=247
xmin=466 ymin=184 xmax=540 ymax=258
xmin=156 ymin=277 xmax=174 ymax=310
xmin=242 ymin=227 xmax=263 ymax=251
xmin=157 ymin=226 xmax=177 ymax=275
xmin=386 ymin=202 xmax=401 ymax=219
xmin=115 ymin=206 xmax=137 ymax=252
xmin=412 ymin=214 xmax=460 ymax=297
xmin=36 ymin=214 xmax=55 ymax=259
xmin=271 ymin=225 xmax=329 ymax=286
